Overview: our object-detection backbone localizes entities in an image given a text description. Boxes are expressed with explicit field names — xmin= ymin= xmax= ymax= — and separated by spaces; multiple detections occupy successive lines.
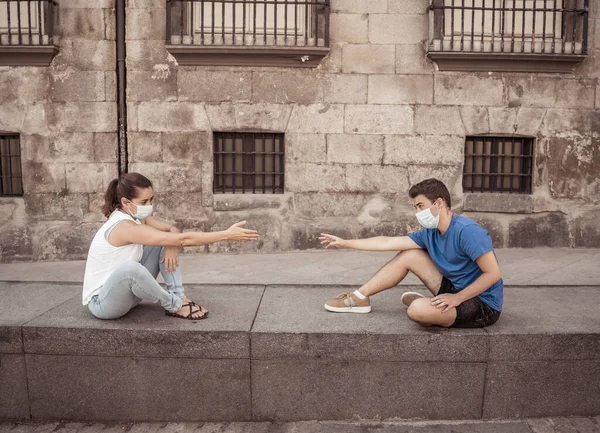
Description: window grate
xmin=213 ymin=132 xmax=284 ymax=194
xmin=0 ymin=134 xmax=24 ymax=196
xmin=463 ymin=136 xmax=533 ymax=194
xmin=0 ymin=0 xmax=56 ymax=47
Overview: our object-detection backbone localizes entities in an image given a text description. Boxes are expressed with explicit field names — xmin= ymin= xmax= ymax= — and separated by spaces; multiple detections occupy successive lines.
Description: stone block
xmin=126 ymin=40 xmax=171 ymax=71
xmin=127 ymin=71 xmax=177 ymax=102
xmin=57 ymin=40 xmax=116 ymax=71
xmin=342 ymin=44 xmax=395 ymax=74
xmin=65 ymin=163 xmax=116 ymax=193
xmin=178 ymin=71 xmax=252 ymax=103
xmin=514 ymin=108 xmax=546 ymax=136
xmin=27 ymin=355 xmax=251 ymax=421
xmin=205 ymin=103 xmax=292 ymax=132
xmin=105 ymin=71 xmax=117 ymax=102
xmin=126 ymin=8 xmax=166 ymax=40
xmin=252 ymin=359 xmax=485 ymax=420
xmin=285 ymin=163 xmax=345 ymax=192
xmin=163 ymin=131 xmax=211 ymax=162
xmin=464 ymin=193 xmax=534 ymax=214
xmin=388 ymin=0 xmax=429 ymax=14
xmin=57 ymin=103 xmax=118 ymax=133
xmin=22 ymin=133 xmax=94 ymax=163
xmin=293 ymin=193 xmax=367 ymax=218
xmin=153 ymin=192 xmax=210 ymax=222
xmin=435 ymin=74 xmax=504 ymax=106
xmin=20 ymin=104 xmax=50 ymax=135
xmin=36 ymin=222 xmax=102 ymax=260
xmin=129 ymin=132 xmax=163 ymax=162
xmin=414 ymin=105 xmax=465 ymax=135
xmin=539 ymin=109 xmax=594 ymax=135
xmin=505 ymin=77 xmax=596 ymax=109
xmin=127 ymin=103 xmax=139 ymax=131
xmin=105 ymin=8 xmax=116 ymax=41
xmin=137 ymin=103 xmax=210 ymax=132
xmin=326 ymin=134 xmax=384 ymax=164
xmin=0 ymin=68 xmax=49 ymax=104
xmin=24 ymin=193 xmax=89 ymax=221
xmin=323 ymin=74 xmax=368 ymax=104
xmin=0 ymin=354 xmax=29 ymax=419
xmin=369 ymin=14 xmax=428 ymax=44
xmin=508 ymin=212 xmax=570 ymax=247
xmin=317 ymin=42 xmax=342 ymax=73
xmin=252 ymin=71 xmax=324 ymax=104
xmin=208 ymin=212 xmax=282 ymax=253
xmin=359 ymin=217 xmax=421 ymax=236
xmin=285 ymin=133 xmax=327 ymax=163
xmin=384 ymin=135 xmax=464 ymax=165
xmin=572 ymin=210 xmax=600 ymax=247
xmin=407 ymin=165 xmax=463 ymax=196
xmin=0 ymin=103 xmax=25 ymax=132
xmin=368 ymin=74 xmax=433 ymax=104
xmin=0 ymin=225 xmax=33 ymax=262
xmin=485 ymin=287 xmax=600 ymax=361
xmin=56 ymin=7 xmax=105 ymax=39
xmin=461 ymin=214 xmax=505 ymax=247
xmin=395 ymin=43 xmax=434 ymax=74
xmin=330 ymin=0 xmax=387 ymax=13
xmin=128 ymin=0 xmax=165 ymax=7
xmin=93 ymin=132 xmax=118 ymax=162
xmin=0 ymin=199 xmax=19 ymax=222
xmin=128 ymin=162 xmax=203 ymax=193
xmin=460 ymin=106 xmax=489 ymax=135
xmin=329 ymin=13 xmax=369 ymax=44
xmin=288 ymin=224 xmax=355 ymax=250
xmin=287 ymin=104 xmax=344 ymax=133
xmin=213 ymin=194 xmax=288 ymax=212
xmin=56 ymin=0 xmax=113 ymax=8
xmin=23 ymin=286 xmax=262 ymax=358
xmin=346 ymin=165 xmax=409 ymax=193
xmin=345 ymin=105 xmax=413 ymax=134
xmin=483 ymin=360 xmax=600 ymax=418
xmin=21 ymin=162 xmax=66 ymax=193
xmin=201 ymin=161 xmax=214 ymax=207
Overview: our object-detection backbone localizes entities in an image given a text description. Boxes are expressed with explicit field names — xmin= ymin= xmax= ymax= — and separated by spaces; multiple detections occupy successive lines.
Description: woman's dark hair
xmin=102 ymin=172 xmax=153 ymax=218
xmin=408 ymin=178 xmax=452 ymax=209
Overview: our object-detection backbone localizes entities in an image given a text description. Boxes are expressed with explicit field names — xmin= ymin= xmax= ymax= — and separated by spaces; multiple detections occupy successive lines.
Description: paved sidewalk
xmin=2 ymin=417 xmax=600 ymax=432
xmin=1 ymin=248 xmax=599 ymax=286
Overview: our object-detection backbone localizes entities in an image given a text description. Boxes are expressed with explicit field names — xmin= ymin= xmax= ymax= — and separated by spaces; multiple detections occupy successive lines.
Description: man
xmin=320 ymin=178 xmax=502 ymax=328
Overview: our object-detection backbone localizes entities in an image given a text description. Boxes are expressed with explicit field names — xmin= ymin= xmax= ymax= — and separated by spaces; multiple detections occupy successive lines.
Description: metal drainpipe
xmin=116 ymin=0 xmax=128 ymax=175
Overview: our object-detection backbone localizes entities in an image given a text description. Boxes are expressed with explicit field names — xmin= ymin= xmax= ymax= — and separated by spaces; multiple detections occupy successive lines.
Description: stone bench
xmin=1 ymin=281 xmax=599 ymax=422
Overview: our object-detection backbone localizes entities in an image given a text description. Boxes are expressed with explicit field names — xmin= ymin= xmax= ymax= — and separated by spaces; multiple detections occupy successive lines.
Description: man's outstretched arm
xmin=319 ymin=234 xmax=422 ymax=252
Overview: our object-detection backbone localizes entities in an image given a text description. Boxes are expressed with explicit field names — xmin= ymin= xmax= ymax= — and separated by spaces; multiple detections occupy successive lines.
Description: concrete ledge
xmin=1 ymin=282 xmax=599 ymax=422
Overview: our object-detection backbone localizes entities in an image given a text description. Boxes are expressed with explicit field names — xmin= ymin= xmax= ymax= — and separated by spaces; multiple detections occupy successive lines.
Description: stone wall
xmin=0 ymin=0 xmax=598 ymax=261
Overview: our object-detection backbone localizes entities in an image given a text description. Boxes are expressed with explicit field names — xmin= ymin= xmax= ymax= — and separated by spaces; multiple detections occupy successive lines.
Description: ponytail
xmin=100 ymin=173 xmax=153 ymax=218
xmin=102 ymin=178 xmax=120 ymax=218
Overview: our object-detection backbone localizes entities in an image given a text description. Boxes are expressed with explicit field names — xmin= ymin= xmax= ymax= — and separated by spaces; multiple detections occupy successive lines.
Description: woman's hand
xmin=225 ymin=221 xmax=259 ymax=242
xmin=161 ymin=246 xmax=180 ymax=272
xmin=319 ymin=233 xmax=348 ymax=249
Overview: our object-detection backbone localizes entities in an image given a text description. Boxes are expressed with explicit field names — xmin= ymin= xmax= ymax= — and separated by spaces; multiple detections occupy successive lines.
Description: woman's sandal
xmin=166 ymin=301 xmax=208 ymax=320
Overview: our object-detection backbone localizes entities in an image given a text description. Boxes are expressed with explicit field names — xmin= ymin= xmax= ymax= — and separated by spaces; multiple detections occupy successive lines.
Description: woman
xmin=82 ymin=172 xmax=258 ymax=320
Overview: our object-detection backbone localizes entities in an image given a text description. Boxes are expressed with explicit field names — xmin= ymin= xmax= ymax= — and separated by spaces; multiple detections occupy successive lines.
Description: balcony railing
xmin=0 ymin=0 xmax=57 ymax=65
xmin=166 ymin=0 xmax=330 ymax=67
xmin=427 ymin=0 xmax=589 ymax=72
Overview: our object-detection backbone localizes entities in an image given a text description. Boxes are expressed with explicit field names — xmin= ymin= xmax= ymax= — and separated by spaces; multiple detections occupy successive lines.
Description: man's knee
xmin=406 ymin=298 xmax=432 ymax=323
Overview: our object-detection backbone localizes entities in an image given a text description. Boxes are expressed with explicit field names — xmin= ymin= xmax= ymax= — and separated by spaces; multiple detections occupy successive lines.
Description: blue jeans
xmin=88 ymin=246 xmax=185 ymax=319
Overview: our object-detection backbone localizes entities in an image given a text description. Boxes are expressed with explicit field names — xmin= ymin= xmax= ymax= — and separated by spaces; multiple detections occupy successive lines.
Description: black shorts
xmin=438 ymin=277 xmax=501 ymax=328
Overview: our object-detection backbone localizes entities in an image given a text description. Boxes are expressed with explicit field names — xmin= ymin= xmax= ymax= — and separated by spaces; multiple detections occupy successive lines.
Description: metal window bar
xmin=0 ymin=0 xmax=55 ymax=46
xmin=213 ymin=132 xmax=284 ymax=194
xmin=463 ymin=136 xmax=534 ymax=194
xmin=167 ymin=0 xmax=329 ymax=47
xmin=0 ymin=134 xmax=24 ymax=196
xmin=428 ymin=0 xmax=588 ymax=54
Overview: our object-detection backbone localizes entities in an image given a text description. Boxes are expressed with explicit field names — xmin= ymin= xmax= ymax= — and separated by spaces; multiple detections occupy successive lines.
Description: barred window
xmin=0 ymin=133 xmax=23 ymax=196
xmin=213 ymin=132 xmax=284 ymax=194
xmin=463 ymin=136 xmax=533 ymax=194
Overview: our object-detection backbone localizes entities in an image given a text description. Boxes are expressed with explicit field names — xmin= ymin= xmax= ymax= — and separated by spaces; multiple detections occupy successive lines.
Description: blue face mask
xmin=126 ymin=200 xmax=153 ymax=220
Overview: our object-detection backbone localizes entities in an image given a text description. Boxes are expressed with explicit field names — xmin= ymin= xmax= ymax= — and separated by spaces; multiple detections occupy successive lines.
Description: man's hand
xmin=161 ymin=246 xmax=179 ymax=273
xmin=225 ymin=221 xmax=259 ymax=242
xmin=319 ymin=233 xmax=347 ymax=249
xmin=430 ymin=293 xmax=463 ymax=313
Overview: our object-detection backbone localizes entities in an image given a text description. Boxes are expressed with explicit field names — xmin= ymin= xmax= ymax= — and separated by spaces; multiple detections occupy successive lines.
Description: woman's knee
xmin=119 ymin=260 xmax=147 ymax=276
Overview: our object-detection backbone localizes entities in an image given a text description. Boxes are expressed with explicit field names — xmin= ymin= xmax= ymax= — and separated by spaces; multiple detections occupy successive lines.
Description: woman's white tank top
xmin=82 ymin=210 xmax=143 ymax=305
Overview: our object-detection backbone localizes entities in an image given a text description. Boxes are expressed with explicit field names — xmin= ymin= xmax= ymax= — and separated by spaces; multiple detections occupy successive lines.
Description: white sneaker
xmin=401 ymin=291 xmax=425 ymax=307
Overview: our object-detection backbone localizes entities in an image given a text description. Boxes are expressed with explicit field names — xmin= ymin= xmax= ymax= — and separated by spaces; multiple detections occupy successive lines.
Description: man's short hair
xmin=408 ymin=178 xmax=452 ymax=209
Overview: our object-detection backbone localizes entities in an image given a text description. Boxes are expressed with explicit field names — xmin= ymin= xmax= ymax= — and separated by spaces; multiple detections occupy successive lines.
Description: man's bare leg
xmin=357 ymin=249 xmax=443 ymax=297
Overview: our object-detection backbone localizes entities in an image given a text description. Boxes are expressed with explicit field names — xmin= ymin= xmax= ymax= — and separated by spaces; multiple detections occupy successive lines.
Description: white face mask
xmin=127 ymin=200 xmax=153 ymax=220
xmin=415 ymin=201 xmax=440 ymax=229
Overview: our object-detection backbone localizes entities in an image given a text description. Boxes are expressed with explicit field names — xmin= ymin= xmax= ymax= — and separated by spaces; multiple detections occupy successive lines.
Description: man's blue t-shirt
xmin=408 ymin=214 xmax=503 ymax=311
